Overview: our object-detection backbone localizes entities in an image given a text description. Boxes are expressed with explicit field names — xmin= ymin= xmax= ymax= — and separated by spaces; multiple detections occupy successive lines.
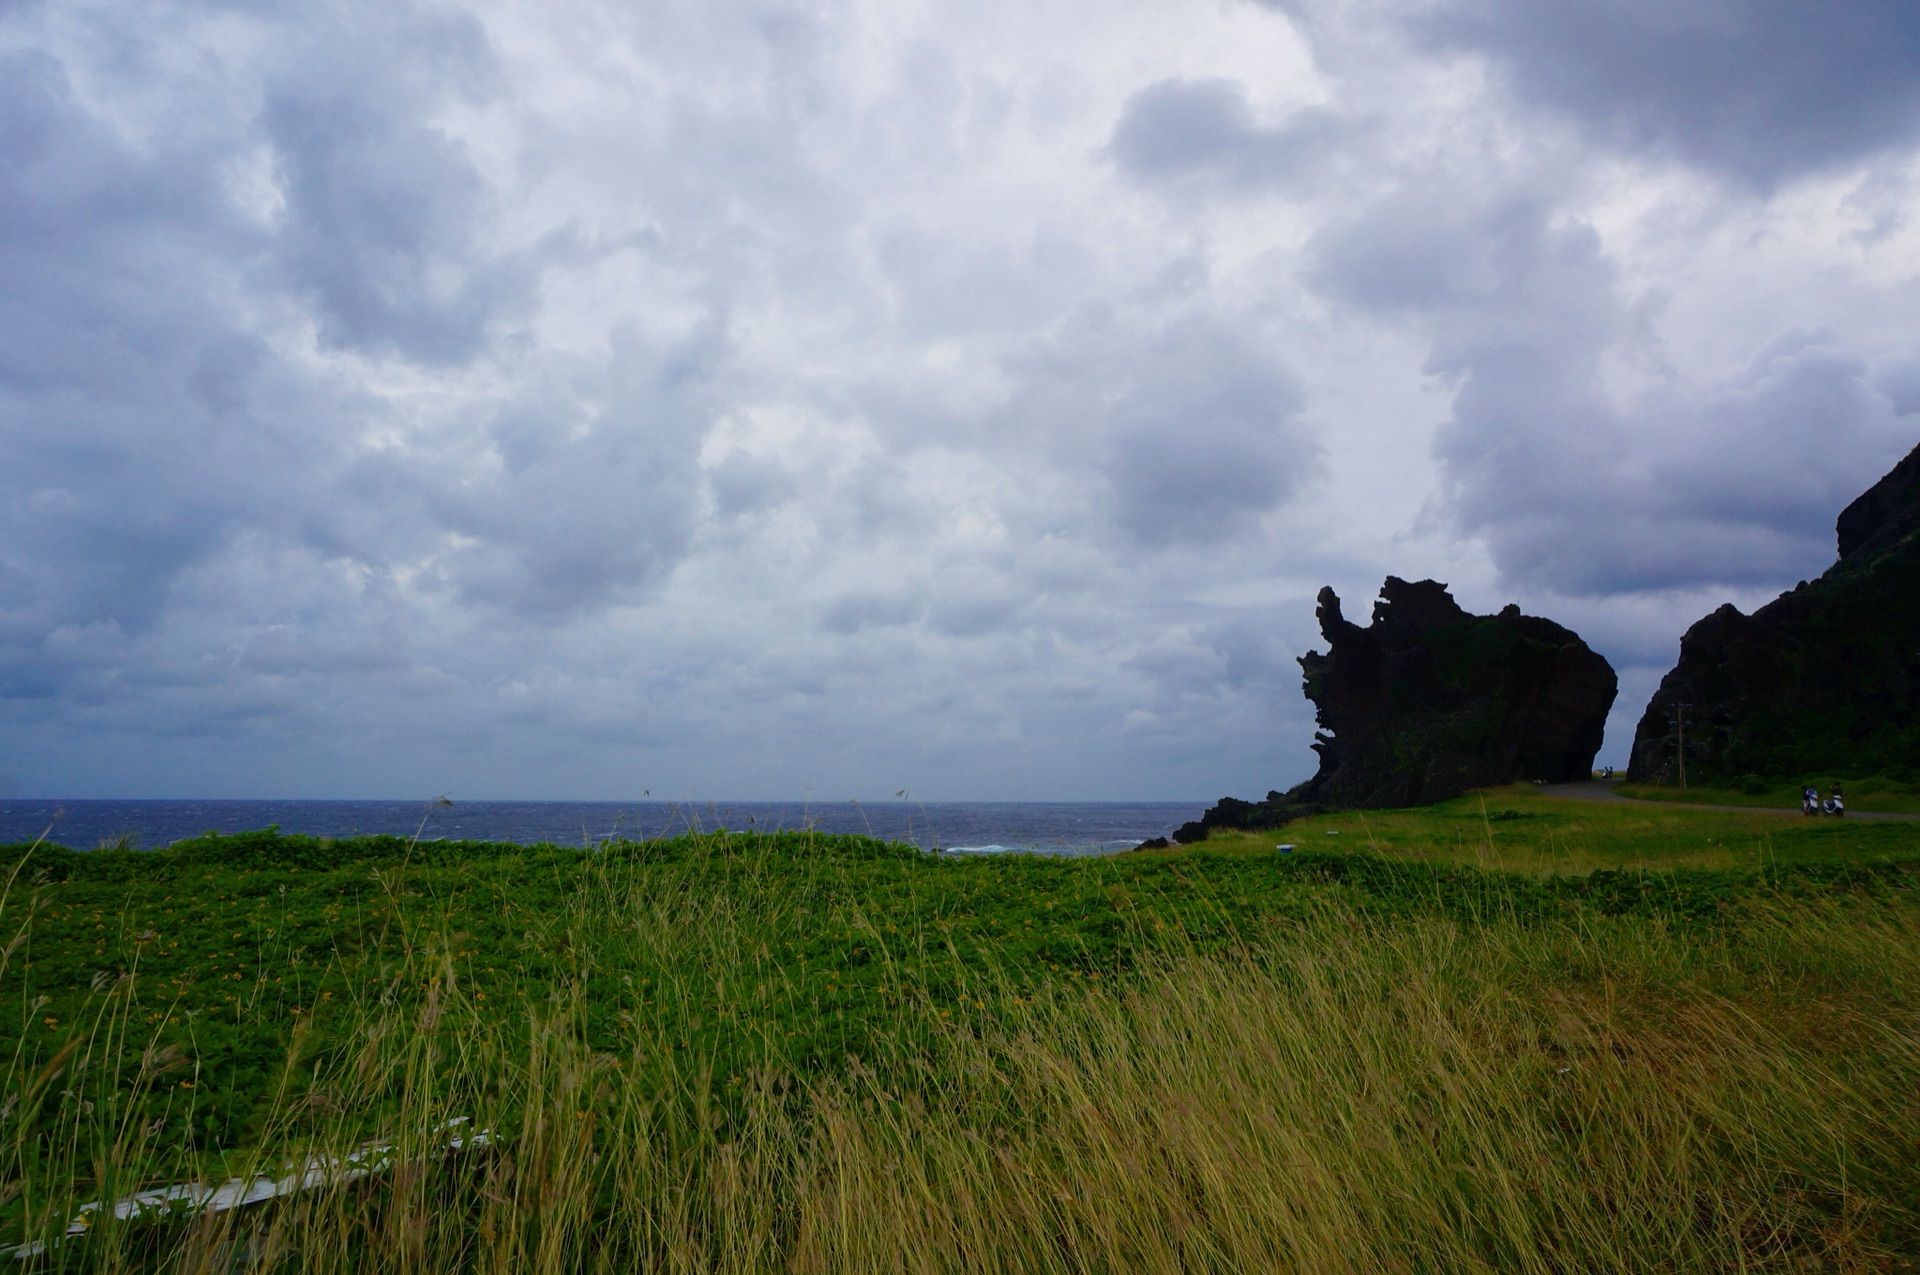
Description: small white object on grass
xmin=1275 ymin=844 xmax=1295 ymax=853
xmin=10 ymin=1117 xmax=492 ymax=1260
xmin=1325 ymin=829 xmax=1339 ymax=835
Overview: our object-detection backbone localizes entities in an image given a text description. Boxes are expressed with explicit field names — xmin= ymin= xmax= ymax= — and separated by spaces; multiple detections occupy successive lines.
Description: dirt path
xmin=1538 ymin=781 xmax=1920 ymax=823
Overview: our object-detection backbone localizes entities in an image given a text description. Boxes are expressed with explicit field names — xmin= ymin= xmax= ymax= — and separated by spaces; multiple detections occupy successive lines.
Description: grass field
xmin=1191 ymin=782 xmax=1920 ymax=872
xmin=3 ymin=792 xmax=1919 ymax=1271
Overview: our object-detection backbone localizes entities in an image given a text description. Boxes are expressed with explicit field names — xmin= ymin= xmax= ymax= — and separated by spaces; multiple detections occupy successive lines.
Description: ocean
xmin=0 ymin=798 xmax=1207 ymax=858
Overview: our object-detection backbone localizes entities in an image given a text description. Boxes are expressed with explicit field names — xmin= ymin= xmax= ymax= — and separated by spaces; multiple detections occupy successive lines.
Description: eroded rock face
xmin=1173 ymin=578 xmax=1617 ymax=840
xmin=1293 ymin=578 xmax=1618 ymax=808
xmin=1628 ymin=440 xmax=1920 ymax=784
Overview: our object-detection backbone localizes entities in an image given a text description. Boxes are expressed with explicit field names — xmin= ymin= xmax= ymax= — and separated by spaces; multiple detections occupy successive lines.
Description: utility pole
xmin=1675 ymin=703 xmax=1693 ymax=790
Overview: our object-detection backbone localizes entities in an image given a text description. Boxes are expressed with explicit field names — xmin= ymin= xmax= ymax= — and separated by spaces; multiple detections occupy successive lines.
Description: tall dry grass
xmin=8 ymin=857 xmax=1919 ymax=1272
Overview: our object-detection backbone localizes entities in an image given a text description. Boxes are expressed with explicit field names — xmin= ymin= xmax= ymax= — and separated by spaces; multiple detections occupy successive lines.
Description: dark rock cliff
xmin=1628 ymin=440 xmax=1920 ymax=784
xmin=1174 ymin=578 xmax=1617 ymax=840
xmin=1293 ymin=578 xmax=1618 ymax=807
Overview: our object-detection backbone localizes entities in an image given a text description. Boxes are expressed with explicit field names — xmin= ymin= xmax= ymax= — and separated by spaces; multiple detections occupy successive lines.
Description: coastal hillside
xmin=1630 ymin=439 xmax=1920 ymax=784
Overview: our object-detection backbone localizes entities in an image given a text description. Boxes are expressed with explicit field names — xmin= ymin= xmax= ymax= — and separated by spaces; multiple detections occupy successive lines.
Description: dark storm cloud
xmin=1196 ymin=609 xmax=1304 ymax=692
xmin=1438 ymin=338 xmax=1912 ymax=595
xmin=927 ymin=583 xmax=1022 ymax=640
xmin=1414 ymin=0 xmax=1920 ymax=184
xmin=822 ymin=590 xmax=924 ymax=635
xmin=1002 ymin=313 xmax=1318 ymax=550
xmin=0 ymin=44 xmax=268 ymax=655
xmin=426 ymin=322 xmax=719 ymax=616
xmin=706 ymin=452 xmax=797 ymax=520
xmin=1108 ymin=77 xmax=1345 ymax=189
xmin=261 ymin=6 xmax=540 ymax=363
xmin=0 ymin=0 xmax=698 ymax=728
xmin=1876 ymin=360 xmax=1920 ymax=417
xmin=267 ymin=94 xmax=525 ymax=364
xmin=1309 ymin=186 xmax=1916 ymax=596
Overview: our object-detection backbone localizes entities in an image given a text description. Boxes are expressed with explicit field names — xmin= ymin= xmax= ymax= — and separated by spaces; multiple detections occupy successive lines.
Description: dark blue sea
xmin=0 ymin=799 xmax=1205 ymax=858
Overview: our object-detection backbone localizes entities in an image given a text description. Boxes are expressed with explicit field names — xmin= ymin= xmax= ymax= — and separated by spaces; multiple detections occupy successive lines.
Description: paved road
xmin=1539 ymin=781 xmax=1920 ymax=823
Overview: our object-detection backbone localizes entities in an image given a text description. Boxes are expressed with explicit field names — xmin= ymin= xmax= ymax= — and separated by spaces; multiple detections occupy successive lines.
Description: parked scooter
xmin=1804 ymin=785 xmax=1846 ymax=816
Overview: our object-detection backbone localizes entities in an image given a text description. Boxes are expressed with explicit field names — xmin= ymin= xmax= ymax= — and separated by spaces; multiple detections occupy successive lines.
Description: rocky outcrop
xmin=1177 ymin=578 xmax=1617 ymax=839
xmin=1628 ymin=441 xmax=1920 ymax=784
xmin=1170 ymin=791 xmax=1326 ymax=843
xmin=1291 ymin=578 xmax=1619 ymax=807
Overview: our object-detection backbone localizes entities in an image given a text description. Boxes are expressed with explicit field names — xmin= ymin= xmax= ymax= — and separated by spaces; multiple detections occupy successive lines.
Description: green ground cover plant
xmin=2 ymin=794 xmax=1918 ymax=1271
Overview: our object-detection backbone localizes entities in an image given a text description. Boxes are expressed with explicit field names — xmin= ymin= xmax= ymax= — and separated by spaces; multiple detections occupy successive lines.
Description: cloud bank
xmin=2 ymin=0 xmax=1917 ymax=800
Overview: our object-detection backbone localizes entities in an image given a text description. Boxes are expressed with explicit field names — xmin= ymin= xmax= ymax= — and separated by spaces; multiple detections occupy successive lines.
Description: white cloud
xmin=2 ymin=0 xmax=1917 ymax=799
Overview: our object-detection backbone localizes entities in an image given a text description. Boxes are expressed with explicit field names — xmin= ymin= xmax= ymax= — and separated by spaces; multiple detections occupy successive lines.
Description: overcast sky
xmin=4 ymin=0 xmax=1918 ymax=801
